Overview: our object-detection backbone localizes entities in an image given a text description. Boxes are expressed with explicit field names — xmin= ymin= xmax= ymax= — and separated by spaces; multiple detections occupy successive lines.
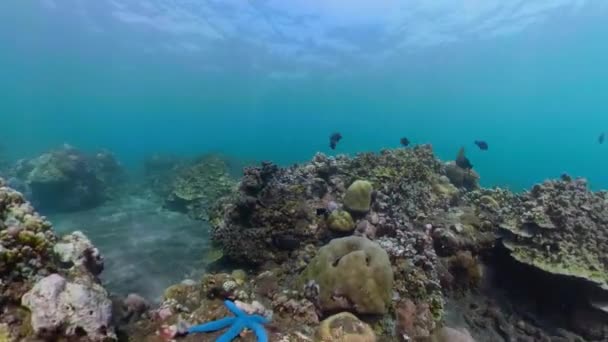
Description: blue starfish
xmin=186 ymin=300 xmax=269 ymax=342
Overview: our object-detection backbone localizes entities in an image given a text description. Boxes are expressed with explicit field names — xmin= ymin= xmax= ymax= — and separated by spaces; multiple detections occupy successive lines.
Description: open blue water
xmin=2 ymin=2 xmax=608 ymax=191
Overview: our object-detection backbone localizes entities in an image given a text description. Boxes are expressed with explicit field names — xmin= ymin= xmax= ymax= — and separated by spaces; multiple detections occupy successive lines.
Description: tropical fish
xmin=599 ymin=132 xmax=605 ymax=144
xmin=329 ymin=132 xmax=342 ymax=150
xmin=400 ymin=137 xmax=410 ymax=147
xmin=474 ymin=140 xmax=488 ymax=150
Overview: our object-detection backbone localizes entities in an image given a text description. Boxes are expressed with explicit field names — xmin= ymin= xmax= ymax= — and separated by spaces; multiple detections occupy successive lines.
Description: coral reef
xmin=10 ymin=145 xmax=124 ymax=212
xmin=6 ymin=143 xmax=608 ymax=341
xmin=211 ymin=146 xmax=459 ymax=265
xmin=0 ymin=178 xmax=117 ymax=341
xmin=498 ymin=177 xmax=608 ymax=289
xmin=164 ymin=154 xmax=236 ymax=220
xmin=0 ymin=179 xmax=57 ymax=298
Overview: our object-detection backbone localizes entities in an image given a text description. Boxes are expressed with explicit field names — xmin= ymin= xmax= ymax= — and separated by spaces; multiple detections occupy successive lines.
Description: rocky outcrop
xmin=54 ymin=231 xmax=104 ymax=276
xmin=12 ymin=145 xmax=123 ymax=212
xmin=0 ymin=178 xmax=116 ymax=341
xmin=21 ymin=273 xmax=115 ymax=341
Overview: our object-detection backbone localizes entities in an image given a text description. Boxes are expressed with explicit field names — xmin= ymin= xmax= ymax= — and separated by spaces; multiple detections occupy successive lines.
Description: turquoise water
xmin=2 ymin=2 xmax=608 ymax=191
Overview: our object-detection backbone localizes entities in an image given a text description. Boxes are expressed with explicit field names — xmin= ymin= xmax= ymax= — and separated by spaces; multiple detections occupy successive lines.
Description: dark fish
xmin=599 ymin=132 xmax=605 ymax=144
xmin=329 ymin=132 xmax=342 ymax=150
xmin=400 ymin=137 xmax=410 ymax=147
xmin=316 ymin=208 xmax=329 ymax=217
xmin=272 ymin=235 xmax=301 ymax=251
xmin=456 ymin=147 xmax=473 ymax=170
xmin=474 ymin=140 xmax=488 ymax=150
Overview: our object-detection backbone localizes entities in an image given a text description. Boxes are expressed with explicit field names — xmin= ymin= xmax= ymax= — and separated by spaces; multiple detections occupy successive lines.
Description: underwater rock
xmin=123 ymin=293 xmax=150 ymax=319
xmin=54 ymin=230 xmax=104 ymax=276
xmin=17 ymin=146 xmax=123 ymax=212
xmin=165 ymin=154 xmax=236 ymax=220
xmin=327 ymin=209 xmax=355 ymax=233
xmin=354 ymin=219 xmax=377 ymax=239
xmin=343 ymin=180 xmax=373 ymax=214
xmin=315 ymin=312 xmax=376 ymax=342
xmin=21 ymin=273 xmax=115 ymax=341
xmin=299 ymin=236 xmax=393 ymax=315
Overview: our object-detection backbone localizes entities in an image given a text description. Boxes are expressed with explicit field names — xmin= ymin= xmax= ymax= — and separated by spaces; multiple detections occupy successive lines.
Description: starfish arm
xmin=224 ymin=300 xmax=245 ymax=317
xmin=248 ymin=315 xmax=270 ymax=325
xmin=250 ymin=322 xmax=269 ymax=342
xmin=216 ymin=318 xmax=246 ymax=342
xmin=187 ymin=317 xmax=236 ymax=333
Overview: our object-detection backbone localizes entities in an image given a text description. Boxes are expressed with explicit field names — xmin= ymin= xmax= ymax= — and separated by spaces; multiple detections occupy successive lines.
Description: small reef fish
xmin=400 ymin=137 xmax=410 ymax=147
xmin=474 ymin=140 xmax=488 ymax=151
xmin=316 ymin=208 xmax=329 ymax=218
xmin=329 ymin=132 xmax=342 ymax=150
xmin=456 ymin=147 xmax=473 ymax=170
xmin=599 ymin=132 xmax=605 ymax=144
